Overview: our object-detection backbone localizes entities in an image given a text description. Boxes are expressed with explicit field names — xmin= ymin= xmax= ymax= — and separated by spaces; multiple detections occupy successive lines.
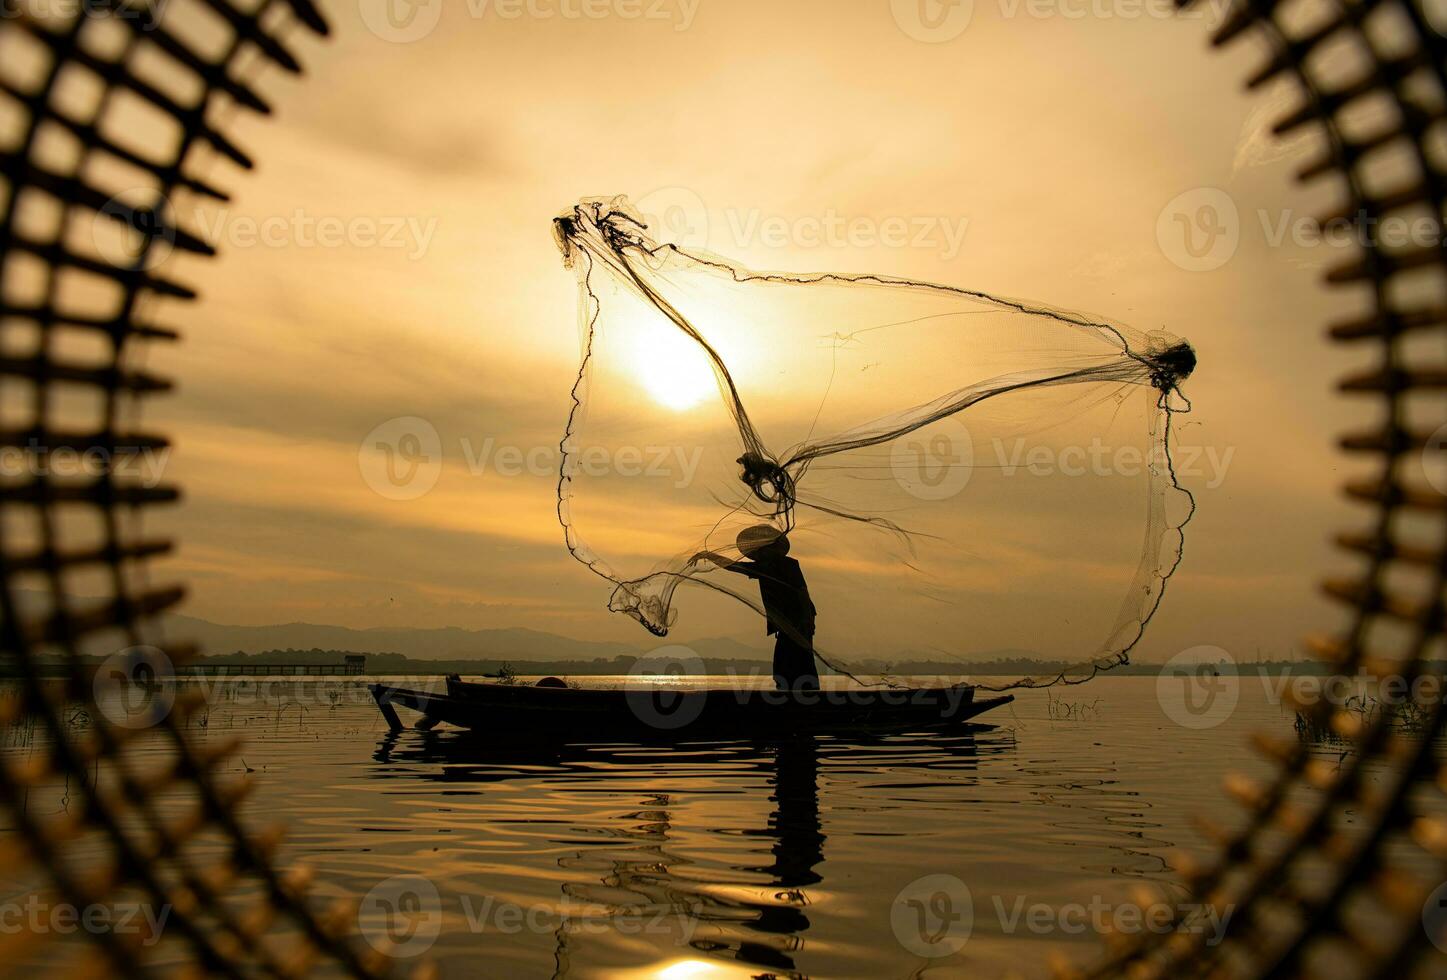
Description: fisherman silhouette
xmin=694 ymin=525 xmax=819 ymax=692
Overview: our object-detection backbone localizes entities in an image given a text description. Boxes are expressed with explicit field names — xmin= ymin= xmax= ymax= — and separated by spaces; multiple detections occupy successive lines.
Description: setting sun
xmin=626 ymin=315 xmax=718 ymax=411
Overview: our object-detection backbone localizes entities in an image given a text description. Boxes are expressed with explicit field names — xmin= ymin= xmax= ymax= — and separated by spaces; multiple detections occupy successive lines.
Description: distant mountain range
xmin=163 ymin=612 xmax=775 ymax=662
xmin=160 ymin=613 xmax=1063 ymax=667
xmin=12 ymin=590 xmax=1042 ymax=664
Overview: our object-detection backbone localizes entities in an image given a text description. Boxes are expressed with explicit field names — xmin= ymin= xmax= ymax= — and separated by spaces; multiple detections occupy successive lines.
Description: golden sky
xmin=146 ymin=0 xmax=1372 ymax=662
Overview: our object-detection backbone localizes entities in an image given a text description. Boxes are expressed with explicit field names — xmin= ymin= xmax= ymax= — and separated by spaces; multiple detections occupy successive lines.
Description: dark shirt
xmin=733 ymin=556 xmax=816 ymax=638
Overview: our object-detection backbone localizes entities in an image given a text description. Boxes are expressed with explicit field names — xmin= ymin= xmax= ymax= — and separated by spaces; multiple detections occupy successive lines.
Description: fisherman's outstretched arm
xmin=689 ymin=551 xmax=757 ymax=576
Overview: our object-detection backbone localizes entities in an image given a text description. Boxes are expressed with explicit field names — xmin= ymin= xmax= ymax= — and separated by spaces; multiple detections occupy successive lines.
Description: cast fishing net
xmin=553 ymin=197 xmax=1196 ymax=690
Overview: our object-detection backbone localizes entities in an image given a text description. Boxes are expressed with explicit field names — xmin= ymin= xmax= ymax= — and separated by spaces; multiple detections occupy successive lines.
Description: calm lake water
xmin=0 ymin=673 xmax=1394 ymax=977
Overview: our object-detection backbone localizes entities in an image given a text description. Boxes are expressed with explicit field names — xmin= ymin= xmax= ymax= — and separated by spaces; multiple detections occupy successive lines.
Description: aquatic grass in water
xmin=1295 ymin=693 xmax=1432 ymax=743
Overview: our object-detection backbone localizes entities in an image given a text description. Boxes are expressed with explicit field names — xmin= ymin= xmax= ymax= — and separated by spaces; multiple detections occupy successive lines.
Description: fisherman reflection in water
xmin=694 ymin=525 xmax=820 ymax=692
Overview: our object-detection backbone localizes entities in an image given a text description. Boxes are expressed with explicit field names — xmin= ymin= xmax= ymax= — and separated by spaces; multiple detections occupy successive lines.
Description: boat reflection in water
xmin=371 ymin=727 xmax=998 ymax=976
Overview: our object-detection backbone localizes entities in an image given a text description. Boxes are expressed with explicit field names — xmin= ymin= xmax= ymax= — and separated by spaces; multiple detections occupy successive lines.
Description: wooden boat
xmin=369 ymin=674 xmax=1013 ymax=740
